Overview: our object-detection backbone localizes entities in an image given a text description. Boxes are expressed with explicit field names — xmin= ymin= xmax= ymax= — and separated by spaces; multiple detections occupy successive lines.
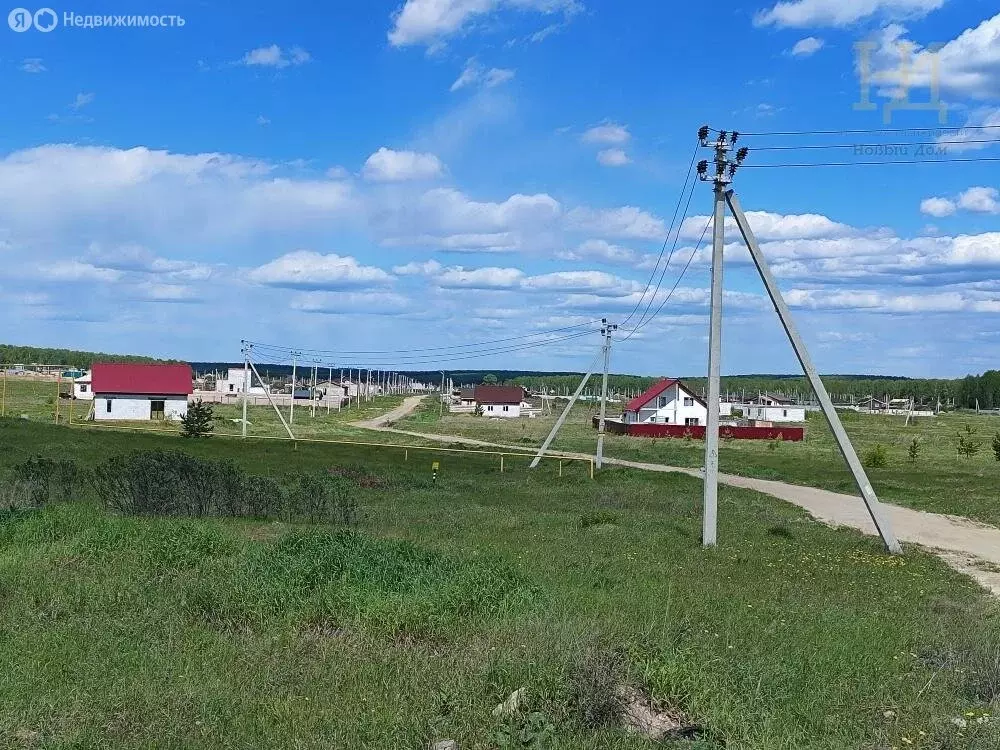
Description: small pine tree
xmin=957 ymin=424 xmax=982 ymax=458
xmin=907 ymin=437 xmax=920 ymax=462
xmin=180 ymin=399 xmax=214 ymax=438
xmin=992 ymin=431 xmax=1000 ymax=463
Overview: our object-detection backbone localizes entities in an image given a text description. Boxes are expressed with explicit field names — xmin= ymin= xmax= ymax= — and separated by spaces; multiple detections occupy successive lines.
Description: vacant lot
xmin=399 ymin=400 xmax=1000 ymax=526
xmin=1 ymin=418 xmax=1000 ymax=749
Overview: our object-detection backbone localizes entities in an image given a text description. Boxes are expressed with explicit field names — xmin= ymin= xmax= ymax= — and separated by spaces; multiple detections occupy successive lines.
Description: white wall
xmin=483 ymin=403 xmax=521 ymax=418
xmin=217 ymin=368 xmax=268 ymax=395
xmin=94 ymin=395 xmax=188 ymax=421
xmin=626 ymin=384 xmax=707 ymax=426
xmin=744 ymin=405 xmax=806 ymax=423
xmin=74 ymin=378 xmax=94 ymax=400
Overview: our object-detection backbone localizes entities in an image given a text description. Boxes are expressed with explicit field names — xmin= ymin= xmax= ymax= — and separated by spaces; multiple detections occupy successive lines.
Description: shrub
xmin=992 ymin=432 xmax=1000 ymax=463
xmin=958 ymin=425 xmax=982 ymax=458
xmin=863 ymin=443 xmax=888 ymax=468
xmin=908 ymin=437 xmax=921 ymax=462
xmin=10 ymin=457 xmax=80 ymax=507
xmin=180 ymin=399 xmax=214 ymax=438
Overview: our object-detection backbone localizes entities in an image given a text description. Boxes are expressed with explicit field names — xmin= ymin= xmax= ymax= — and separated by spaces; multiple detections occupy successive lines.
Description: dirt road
xmin=357 ymin=396 xmax=1000 ymax=594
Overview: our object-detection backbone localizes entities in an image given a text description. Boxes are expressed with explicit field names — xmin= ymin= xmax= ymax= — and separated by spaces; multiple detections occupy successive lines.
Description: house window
xmin=658 ymin=396 xmax=668 ymax=408
xmin=105 ymin=399 xmax=112 ymax=413
xmin=683 ymin=397 xmax=694 ymax=407
xmin=151 ymin=400 xmax=165 ymax=420
xmin=79 ymin=384 xmax=88 ymax=392
xmin=229 ymin=384 xmax=234 ymax=392
xmin=685 ymin=417 xmax=700 ymax=426
xmin=503 ymin=405 xmax=509 ymax=412
xmin=783 ymin=409 xmax=788 ymax=417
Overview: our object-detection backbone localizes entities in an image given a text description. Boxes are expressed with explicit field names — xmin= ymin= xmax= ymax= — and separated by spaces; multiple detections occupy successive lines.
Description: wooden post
xmin=54 ymin=372 xmax=61 ymax=423
xmin=1 ymin=368 xmax=6 ymax=417
xmin=500 ymin=454 xmax=504 ymax=473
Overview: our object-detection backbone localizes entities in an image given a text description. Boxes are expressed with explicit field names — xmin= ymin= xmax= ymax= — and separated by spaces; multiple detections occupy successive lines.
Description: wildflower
xmin=951 ymin=717 xmax=968 ymax=728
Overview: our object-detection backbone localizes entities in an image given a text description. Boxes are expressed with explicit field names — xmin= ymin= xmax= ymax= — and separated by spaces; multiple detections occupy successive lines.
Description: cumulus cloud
xmin=247 ymin=251 xmax=392 ymax=290
xmin=784 ymin=288 xmax=999 ymax=314
xmin=921 ymin=187 xmax=1000 ymax=217
xmin=393 ymin=259 xmax=444 ymax=275
xmin=596 ymin=148 xmax=631 ymax=167
xmin=789 ymin=36 xmax=824 ymax=56
xmin=567 ymin=206 xmax=666 ymax=240
xmin=291 ymin=291 xmax=411 ymax=315
xmin=240 ymin=45 xmax=311 ymax=68
xmin=20 ymin=58 xmax=45 ymax=73
xmin=436 ymin=266 xmax=525 ymax=290
xmin=920 ymin=197 xmax=956 ymax=217
xmin=388 ymin=0 xmax=581 ymax=48
xmin=71 ymin=92 xmax=95 ymax=110
xmin=362 ymin=147 xmax=445 ymax=182
xmin=581 ymin=123 xmax=631 ymax=145
xmin=450 ymin=58 xmax=516 ymax=91
xmin=680 ymin=210 xmax=861 ymax=241
xmin=939 ymin=108 xmax=1000 ymax=152
xmin=755 ymin=0 xmax=943 ymax=28
xmin=865 ymin=14 xmax=1000 ymax=101
xmin=556 ymin=239 xmax=638 ymax=264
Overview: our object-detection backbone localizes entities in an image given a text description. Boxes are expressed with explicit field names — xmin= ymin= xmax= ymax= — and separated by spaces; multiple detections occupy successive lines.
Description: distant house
xmin=215 ymin=367 xmax=268 ymax=396
xmin=73 ymin=371 xmax=93 ymax=401
xmin=623 ymin=379 xmax=708 ymax=426
xmin=755 ymin=393 xmax=795 ymax=407
xmin=743 ymin=405 xmax=806 ymax=423
xmin=91 ymin=363 xmax=192 ymax=421
xmin=459 ymin=387 xmax=477 ymax=406
xmin=474 ymin=385 xmax=529 ymax=418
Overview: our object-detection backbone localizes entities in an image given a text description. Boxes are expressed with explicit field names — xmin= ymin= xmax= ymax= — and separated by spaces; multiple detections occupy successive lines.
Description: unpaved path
xmin=355 ymin=400 xmax=1000 ymax=595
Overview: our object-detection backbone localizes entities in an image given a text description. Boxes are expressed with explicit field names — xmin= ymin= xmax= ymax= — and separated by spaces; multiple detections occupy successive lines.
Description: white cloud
xmin=755 ymin=0 xmax=943 ymax=28
xmin=958 ymin=187 xmax=1000 ymax=214
xmin=790 ymin=36 xmax=824 ymax=56
xmin=436 ymin=266 xmax=525 ymax=289
xmin=567 ymin=206 xmax=666 ymax=240
xmin=867 ymin=14 xmax=1000 ymax=100
xmin=393 ymin=259 xmax=444 ymax=275
xmin=240 ymin=45 xmax=311 ymax=69
xmin=680 ymin=210 xmax=860 ymax=241
xmin=596 ymin=148 xmax=631 ymax=167
xmin=939 ymin=108 xmax=1000 ymax=152
xmin=20 ymin=58 xmax=45 ymax=73
xmin=920 ymin=197 xmax=956 ymax=217
xmin=388 ymin=0 xmax=581 ymax=48
xmin=921 ymin=188 xmax=1000 ymax=217
xmin=784 ymin=288 xmax=998 ymax=314
xmin=556 ymin=239 xmax=638 ymax=264
xmin=134 ymin=282 xmax=200 ymax=303
xmin=581 ymin=123 xmax=631 ymax=146
xmin=36 ymin=260 xmax=122 ymax=283
xmin=521 ymin=270 xmax=639 ymax=296
xmin=71 ymin=92 xmax=95 ymax=111
xmin=362 ymin=147 xmax=445 ymax=182
xmin=256 ymin=115 xmax=271 ymax=126
xmin=450 ymin=58 xmax=516 ymax=91
xmin=248 ymin=251 xmax=392 ymax=290
xmin=291 ymin=291 xmax=411 ymax=315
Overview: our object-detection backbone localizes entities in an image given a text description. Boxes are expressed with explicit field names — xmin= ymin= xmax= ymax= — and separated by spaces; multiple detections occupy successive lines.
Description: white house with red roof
xmin=91 ymin=363 xmax=193 ymax=421
xmin=623 ymin=378 xmax=708 ymax=427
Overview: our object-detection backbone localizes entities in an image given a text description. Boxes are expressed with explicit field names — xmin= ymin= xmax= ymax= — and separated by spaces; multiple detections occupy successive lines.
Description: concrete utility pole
xmin=241 ymin=340 xmax=251 ymax=439
xmin=596 ymin=318 xmax=618 ymax=469
xmin=440 ymin=371 xmax=446 ymax=417
xmin=290 ymin=353 xmax=298 ymax=425
xmin=696 ymin=127 xmax=739 ymax=548
xmin=725 ymin=189 xmax=902 ymax=555
xmin=531 ymin=348 xmax=602 ymax=469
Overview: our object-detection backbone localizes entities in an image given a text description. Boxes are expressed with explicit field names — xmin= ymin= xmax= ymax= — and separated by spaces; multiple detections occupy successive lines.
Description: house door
xmin=150 ymin=400 xmax=165 ymax=420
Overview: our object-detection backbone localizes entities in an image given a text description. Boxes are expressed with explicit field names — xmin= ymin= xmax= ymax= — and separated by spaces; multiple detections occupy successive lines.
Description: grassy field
xmin=2 ymin=418 xmax=1000 ymax=748
xmin=398 ymin=400 xmax=1000 ymax=526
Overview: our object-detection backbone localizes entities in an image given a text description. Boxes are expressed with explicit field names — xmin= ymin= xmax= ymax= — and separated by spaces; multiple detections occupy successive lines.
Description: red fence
xmin=594 ymin=417 xmax=804 ymax=442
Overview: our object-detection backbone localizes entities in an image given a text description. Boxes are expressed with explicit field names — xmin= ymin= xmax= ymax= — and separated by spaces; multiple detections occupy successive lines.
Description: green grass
xmin=398 ymin=400 xmax=1000 ymax=526
xmin=1 ymin=419 xmax=1000 ymax=748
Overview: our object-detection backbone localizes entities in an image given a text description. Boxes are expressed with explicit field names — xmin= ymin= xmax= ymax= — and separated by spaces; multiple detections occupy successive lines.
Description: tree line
xmin=0 ymin=344 xmax=170 ymax=368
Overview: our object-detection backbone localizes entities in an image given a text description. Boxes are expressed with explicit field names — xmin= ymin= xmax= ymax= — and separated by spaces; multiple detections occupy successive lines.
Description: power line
xmin=618 ymin=214 xmax=712 ymax=343
xmin=741 ymin=156 xmax=1000 ymax=169
xmin=714 ymin=123 xmax=1000 ymax=137
xmin=621 ymin=141 xmax=699 ymax=327
xmin=244 ymin=319 xmax=601 ymax=357
xmin=748 ymin=137 xmax=1000 ymax=152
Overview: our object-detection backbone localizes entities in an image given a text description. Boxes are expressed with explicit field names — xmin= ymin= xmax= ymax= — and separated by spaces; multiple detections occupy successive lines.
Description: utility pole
xmin=440 ymin=371 xmax=446 ymax=417
xmin=696 ymin=127 xmax=738 ymax=549
xmin=327 ymin=365 xmax=333 ymax=415
xmin=596 ymin=318 xmax=618 ymax=469
xmin=290 ymin=352 xmax=298 ymax=425
xmin=241 ymin=340 xmax=251 ymax=439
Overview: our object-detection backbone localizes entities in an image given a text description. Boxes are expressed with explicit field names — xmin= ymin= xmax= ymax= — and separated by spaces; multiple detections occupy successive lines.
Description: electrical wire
xmin=620 ymin=141 xmax=700 ymax=327
xmin=740 ymin=156 xmax=1000 ymax=168
xmin=244 ymin=319 xmax=601 ymax=357
xmin=710 ymin=124 xmax=1000 ymax=137
xmin=617 ymin=214 xmax=712 ymax=343
xmin=747 ymin=137 xmax=1000 ymax=152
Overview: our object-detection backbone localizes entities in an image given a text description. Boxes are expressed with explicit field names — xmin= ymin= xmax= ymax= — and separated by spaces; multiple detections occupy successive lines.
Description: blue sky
xmin=1 ymin=0 xmax=998 ymax=377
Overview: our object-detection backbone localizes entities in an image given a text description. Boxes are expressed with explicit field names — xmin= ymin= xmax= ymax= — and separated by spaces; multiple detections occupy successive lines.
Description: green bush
xmin=958 ymin=425 xmax=982 ymax=458
xmin=862 ymin=443 xmax=888 ymax=468
xmin=8 ymin=456 xmax=80 ymax=507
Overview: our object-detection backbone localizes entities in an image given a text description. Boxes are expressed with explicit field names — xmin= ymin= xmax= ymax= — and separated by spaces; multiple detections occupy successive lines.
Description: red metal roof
xmin=474 ymin=385 xmax=526 ymax=405
xmin=91 ymin=363 xmax=193 ymax=396
xmin=624 ymin=378 xmax=705 ymax=413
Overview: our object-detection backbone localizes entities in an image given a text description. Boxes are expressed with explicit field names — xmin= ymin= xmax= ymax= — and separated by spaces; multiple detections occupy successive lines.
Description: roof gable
xmin=474 ymin=385 xmax=526 ymax=405
xmin=624 ymin=378 xmax=706 ymax=412
xmin=91 ymin=363 xmax=192 ymax=396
